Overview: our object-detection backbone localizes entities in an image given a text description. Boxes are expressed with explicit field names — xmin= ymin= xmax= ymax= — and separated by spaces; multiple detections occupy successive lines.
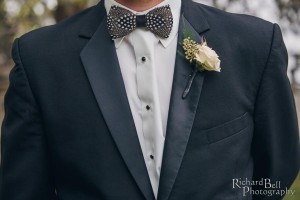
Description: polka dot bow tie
xmin=107 ymin=5 xmax=173 ymax=39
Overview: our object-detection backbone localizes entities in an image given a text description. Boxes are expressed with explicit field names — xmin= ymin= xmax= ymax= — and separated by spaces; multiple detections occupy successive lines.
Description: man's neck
xmin=115 ymin=0 xmax=164 ymax=12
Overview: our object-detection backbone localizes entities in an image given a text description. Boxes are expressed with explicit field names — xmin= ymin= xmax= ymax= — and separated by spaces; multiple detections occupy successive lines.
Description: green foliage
xmin=283 ymin=172 xmax=300 ymax=200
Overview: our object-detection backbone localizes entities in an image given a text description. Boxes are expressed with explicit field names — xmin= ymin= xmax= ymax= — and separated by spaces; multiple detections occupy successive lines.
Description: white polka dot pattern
xmin=107 ymin=5 xmax=173 ymax=39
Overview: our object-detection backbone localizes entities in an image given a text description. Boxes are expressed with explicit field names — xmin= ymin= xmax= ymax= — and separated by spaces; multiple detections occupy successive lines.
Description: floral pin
xmin=179 ymin=22 xmax=221 ymax=99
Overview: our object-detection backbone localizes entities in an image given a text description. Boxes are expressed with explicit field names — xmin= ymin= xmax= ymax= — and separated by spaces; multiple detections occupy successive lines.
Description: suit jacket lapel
xmin=157 ymin=1 xmax=210 ymax=200
xmin=79 ymin=2 xmax=154 ymax=200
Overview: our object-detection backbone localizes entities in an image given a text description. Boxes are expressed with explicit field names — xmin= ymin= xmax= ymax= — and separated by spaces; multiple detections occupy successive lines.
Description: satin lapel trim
xmin=80 ymin=17 xmax=155 ymax=200
xmin=157 ymin=16 xmax=207 ymax=200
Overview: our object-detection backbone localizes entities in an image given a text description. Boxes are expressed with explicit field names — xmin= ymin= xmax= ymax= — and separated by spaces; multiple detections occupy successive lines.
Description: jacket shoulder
xmin=195 ymin=2 xmax=275 ymax=37
xmin=17 ymin=5 xmax=99 ymax=51
xmin=195 ymin=2 xmax=278 ymax=67
xmin=14 ymin=4 xmax=104 ymax=69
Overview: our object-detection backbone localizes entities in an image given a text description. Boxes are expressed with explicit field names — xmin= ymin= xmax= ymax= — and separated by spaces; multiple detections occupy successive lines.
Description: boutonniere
xmin=179 ymin=22 xmax=221 ymax=99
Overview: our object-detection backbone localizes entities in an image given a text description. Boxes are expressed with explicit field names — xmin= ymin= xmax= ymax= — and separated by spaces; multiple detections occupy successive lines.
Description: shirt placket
xmin=130 ymin=30 xmax=165 ymax=197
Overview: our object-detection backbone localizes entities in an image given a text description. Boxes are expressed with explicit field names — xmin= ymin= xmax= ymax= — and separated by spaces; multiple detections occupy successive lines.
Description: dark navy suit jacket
xmin=1 ymin=0 xmax=299 ymax=199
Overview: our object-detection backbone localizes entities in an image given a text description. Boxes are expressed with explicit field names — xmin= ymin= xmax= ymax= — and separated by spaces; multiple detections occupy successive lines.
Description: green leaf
xmin=182 ymin=15 xmax=195 ymax=40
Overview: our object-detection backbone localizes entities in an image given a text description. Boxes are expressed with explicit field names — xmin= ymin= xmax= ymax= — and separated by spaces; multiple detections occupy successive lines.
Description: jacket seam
xmin=253 ymin=24 xmax=276 ymax=115
xmin=15 ymin=38 xmax=57 ymax=196
xmin=15 ymin=38 xmax=42 ymax=110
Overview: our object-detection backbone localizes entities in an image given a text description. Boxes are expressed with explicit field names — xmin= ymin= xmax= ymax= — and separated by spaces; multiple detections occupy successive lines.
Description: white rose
xmin=194 ymin=43 xmax=221 ymax=72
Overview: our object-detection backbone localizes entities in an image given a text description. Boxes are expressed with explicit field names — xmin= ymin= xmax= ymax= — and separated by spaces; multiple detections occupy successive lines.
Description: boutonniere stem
xmin=182 ymin=68 xmax=198 ymax=99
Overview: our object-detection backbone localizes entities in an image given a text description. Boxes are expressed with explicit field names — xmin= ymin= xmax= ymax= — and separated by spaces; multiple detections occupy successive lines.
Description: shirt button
xmin=150 ymin=155 xmax=154 ymax=160
xmin=146 ymin=105 xmax=151 ymax=110
xmin=141 ymin=57 xmax=147 ymax=62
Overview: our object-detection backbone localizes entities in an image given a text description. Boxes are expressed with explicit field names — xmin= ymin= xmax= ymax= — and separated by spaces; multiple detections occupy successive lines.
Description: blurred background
xmin=0 ymin=0 xmax=299 ymax=199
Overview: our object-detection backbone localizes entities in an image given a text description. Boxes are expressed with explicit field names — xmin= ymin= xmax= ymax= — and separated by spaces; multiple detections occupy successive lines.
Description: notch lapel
xmin=79 ymin=3 xmax=154 ymax=200
xmin=157 ymin=1 xmax=210 ymax=200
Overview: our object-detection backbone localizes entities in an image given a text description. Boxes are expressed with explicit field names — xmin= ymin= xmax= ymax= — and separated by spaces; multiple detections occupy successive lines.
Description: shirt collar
xmin=104 ymin=0 xmax=182 ymax=48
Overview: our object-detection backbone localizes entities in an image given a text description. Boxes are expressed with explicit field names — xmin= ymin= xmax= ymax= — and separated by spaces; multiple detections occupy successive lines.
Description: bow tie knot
xmin=107 ymin=5 xmax=173 ymax=39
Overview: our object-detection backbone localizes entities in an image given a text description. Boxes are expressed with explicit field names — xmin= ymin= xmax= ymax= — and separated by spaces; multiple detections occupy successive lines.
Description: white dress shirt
xmin=104 ymin=0 xmax=181 ymax=197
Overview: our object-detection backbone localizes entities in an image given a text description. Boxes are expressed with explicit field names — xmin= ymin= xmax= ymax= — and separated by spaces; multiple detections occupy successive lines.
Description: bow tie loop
xmin=107 ymin=5 xmax=173 ymax=39
xmin=136 ymin=15 xmax=147 ymax=28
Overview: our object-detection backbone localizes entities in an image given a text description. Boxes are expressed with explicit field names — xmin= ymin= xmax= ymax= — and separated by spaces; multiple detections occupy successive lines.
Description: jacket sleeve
xmin=252 ymin=24 xmax=300 ymax=199
xmin=0 ymin=39 xmax=57 ymax=199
